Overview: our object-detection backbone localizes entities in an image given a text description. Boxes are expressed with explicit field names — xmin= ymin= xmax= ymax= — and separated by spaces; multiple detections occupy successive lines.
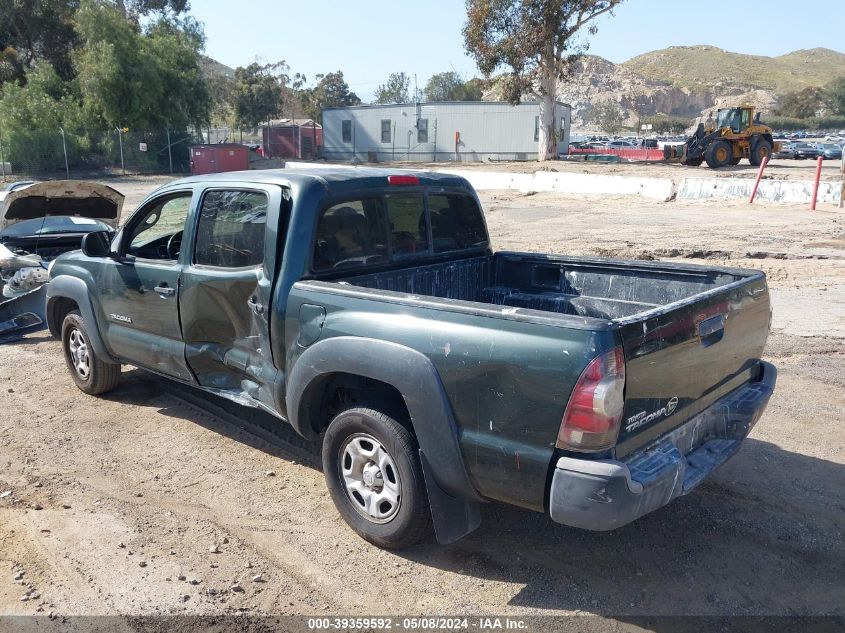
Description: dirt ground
xmin=1 ymin=172 xmax=843 ymax=625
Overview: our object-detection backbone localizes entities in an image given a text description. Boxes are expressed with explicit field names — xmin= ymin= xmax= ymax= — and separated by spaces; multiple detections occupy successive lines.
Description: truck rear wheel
xmin=322 ymin=406 xmax=431 ymax=549
xmin=705 ymin=140 xmax=732 ymax=168
xmin=750 ymin=139 xmax=773 ymax=166
xmin=61 ymin=310 xmax=121 ymax=395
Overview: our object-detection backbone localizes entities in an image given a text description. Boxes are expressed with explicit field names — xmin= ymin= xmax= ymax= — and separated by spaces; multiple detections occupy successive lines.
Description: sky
xmin=196 ymin=0 xmax=845 ymax=100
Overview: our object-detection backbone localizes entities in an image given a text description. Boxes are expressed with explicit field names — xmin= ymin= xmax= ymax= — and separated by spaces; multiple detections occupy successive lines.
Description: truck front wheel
xmin=61 ymin=310 xmax=121 ymax=395
xmin=322 ymin=407 xmax=431 ymax=549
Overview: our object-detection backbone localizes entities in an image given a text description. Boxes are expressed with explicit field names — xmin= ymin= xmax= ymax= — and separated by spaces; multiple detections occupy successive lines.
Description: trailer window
xmin=428 ymin=194 xmax=488 ymax=253
xmin=417 ymin=119 xmax=428 ymax=143
xmin=313 ymin=199 xmax=388 ymax=271
xmin=342 ymin=120 xmax=352 ymax=143
xmin=381 ymin=120 xmax=391 ymax=143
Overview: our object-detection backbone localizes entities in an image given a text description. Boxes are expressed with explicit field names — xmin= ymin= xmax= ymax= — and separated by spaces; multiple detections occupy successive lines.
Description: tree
xmin=776 ymin=86 xmax=825 ymax=119
xmin=423 ymin=71 xmax=485 ymax=102
xmin=374 ymin=72 xmax=410 ymax=104
xmin=464 ymin=0 xmax=622 ymax=160
xmin=642 ymin=114 xmax=689 ymax=135
xmin=0 ymin=64 xmax=86 ymax=170
xmin=591 ymin=100 xmax=623 ymax=135
xmin=74 ymin=0 xmax=210 ymax=130
xmin=424 ymin=71 xmax=465 ymax=101
xmin=299 ymin=70 xmax=361 ymax=121
xmin=111 ymin=0 xmax=190 ymax=19
xmin=230 ymin=62 xmax=288 ymax=129
xmin=462 ymin=77 xmax=485 ymax=101
xmin=825 ymin=76 xmax=845 ymax=117
xmin=0 ymin=0 xmax=80 ymax=82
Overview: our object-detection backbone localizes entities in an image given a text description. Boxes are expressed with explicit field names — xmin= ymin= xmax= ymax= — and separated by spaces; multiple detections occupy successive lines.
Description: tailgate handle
xmin=698 ymin=314 xmax=725 ymax=347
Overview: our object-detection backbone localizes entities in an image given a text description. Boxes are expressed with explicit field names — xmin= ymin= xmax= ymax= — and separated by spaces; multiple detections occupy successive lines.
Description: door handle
xmin=698 ymin=314 xmax=725 ymax=347
xmin=154 ymin=284 xmax=176 ymax=297
xmin=247 ymin=296 xmax=264 ymax=315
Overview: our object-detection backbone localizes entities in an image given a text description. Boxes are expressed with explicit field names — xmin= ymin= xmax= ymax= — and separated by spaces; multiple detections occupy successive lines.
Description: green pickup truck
xmin=46 ymin=167 xmax=776 ymax=549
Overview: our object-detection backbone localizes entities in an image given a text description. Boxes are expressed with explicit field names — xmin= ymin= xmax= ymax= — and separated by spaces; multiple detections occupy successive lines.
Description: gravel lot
xmin=1 ymin=171 xmax=843 ymax=624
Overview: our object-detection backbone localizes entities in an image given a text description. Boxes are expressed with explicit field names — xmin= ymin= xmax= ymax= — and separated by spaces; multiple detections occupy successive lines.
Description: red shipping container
xmin=189 ymin=144 xmax=250 ymax=175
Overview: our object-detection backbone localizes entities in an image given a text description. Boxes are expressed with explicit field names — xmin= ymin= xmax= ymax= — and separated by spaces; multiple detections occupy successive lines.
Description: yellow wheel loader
xmin=664 ymin=106 xmax=781 ymax=168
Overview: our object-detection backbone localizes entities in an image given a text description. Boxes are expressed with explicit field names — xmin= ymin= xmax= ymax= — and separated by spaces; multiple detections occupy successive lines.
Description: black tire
xmin=750 ymin=138 xmax=773 ymax=166
xmin=728 ymin=154 xmax=742 ymax=165
xmin=322 ymin=407 xmax=431 ymax=549
xmin=61 ymin=310 xmax=121 ymax=395
xmin=705 ymin=139 xmax=732 ymax=168
xmin=683 ymin=157 xmax=704 ymax=167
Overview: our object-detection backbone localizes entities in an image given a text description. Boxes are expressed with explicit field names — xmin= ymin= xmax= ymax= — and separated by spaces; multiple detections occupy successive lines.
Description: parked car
xmin=773 ymin=142 xmax=796 ymax=159
xmin=819 ymin=143 xmax=843 ymax=160
xmin=606 ymin=140 xmax=636 ymax=149
xmin=791 ymin=142 xmax=823 ymax=159
xmin=45 ymin=168 xmax=776 ymax=549
xmin=0 ymin=181 xmax=124 ymax=342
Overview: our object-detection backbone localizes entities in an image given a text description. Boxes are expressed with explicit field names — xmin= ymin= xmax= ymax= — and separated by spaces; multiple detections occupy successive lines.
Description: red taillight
xmin=387 ymin=175 xmax=420 ymax=186
xmin=557 ymin=346 xmax=626 ymax=452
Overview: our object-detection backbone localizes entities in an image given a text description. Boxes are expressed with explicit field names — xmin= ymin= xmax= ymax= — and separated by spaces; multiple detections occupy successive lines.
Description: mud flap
xmin=0 ymin=285 xmax=47 ymax=343
xmin=420 ymin=449 xmax=481 ymax=544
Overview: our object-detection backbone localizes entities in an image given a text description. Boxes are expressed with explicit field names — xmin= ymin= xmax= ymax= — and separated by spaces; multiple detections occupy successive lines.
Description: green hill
xmin=200 ymin=55 xmax=235 ymax=80
xmin=622 ymin=46 xmax=845 ymax=94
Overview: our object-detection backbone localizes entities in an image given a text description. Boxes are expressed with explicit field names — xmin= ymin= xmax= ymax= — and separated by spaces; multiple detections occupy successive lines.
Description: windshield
xmin=0 ymin=216 xmax=111 ymax=237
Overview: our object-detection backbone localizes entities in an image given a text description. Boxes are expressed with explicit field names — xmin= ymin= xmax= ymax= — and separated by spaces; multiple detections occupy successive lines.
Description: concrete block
xmin=678 ymin=177 xmax=842 ymax=204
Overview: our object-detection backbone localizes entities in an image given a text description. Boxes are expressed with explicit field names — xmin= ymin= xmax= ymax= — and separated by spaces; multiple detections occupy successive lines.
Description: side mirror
xmin=81 ymin=231 xmax=111 ymax=258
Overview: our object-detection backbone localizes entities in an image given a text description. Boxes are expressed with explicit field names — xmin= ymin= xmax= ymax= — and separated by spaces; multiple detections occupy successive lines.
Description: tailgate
xmin=615 ymin=271 xmax=771 ymax=458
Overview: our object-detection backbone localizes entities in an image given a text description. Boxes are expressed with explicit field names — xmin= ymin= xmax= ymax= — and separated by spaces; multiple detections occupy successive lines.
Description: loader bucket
xmin=0 ymin=284 xmax=47 ymax=343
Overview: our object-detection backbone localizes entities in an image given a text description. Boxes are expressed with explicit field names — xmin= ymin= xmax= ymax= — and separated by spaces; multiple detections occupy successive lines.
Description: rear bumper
xmin=549 ymin=361 xmax=777 ymax=531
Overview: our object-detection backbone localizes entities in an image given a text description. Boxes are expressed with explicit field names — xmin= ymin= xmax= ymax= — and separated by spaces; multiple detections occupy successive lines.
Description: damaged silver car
xmin=0 ymin=180 xmax=124 ymax=342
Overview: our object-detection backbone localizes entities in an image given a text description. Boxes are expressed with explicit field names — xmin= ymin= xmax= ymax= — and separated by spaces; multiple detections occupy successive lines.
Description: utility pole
xmin=166 ymin=125 xmax=173 ymax=174
xmin=59 ymin=127 xmax=69 ymax=178
xmin=115 ymin=127 xmax=125 ymax=175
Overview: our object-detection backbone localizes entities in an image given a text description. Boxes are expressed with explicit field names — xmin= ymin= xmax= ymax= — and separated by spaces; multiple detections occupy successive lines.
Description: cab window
xmin=194 ymin=190 xmax=268 ymax=268
xmin=313 ymin=199 xmax=388 ymax=271
xmin=127 ymin=193 xmax=192 ymax=260
xmin=386 ymin=195 xmax=429 ymax=257
xmin=428 ymin=194 xmax=488 ymax=253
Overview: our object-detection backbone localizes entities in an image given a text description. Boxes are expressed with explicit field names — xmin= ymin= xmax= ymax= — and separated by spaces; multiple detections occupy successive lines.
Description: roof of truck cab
xmin=168 ymin=167 xmax=473 ymax=192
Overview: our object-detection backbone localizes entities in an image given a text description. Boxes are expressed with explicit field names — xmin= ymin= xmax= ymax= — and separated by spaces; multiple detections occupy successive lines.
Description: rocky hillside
xmin=558 ymin=46 xmax=845 ymax=130
xmin=623 ymin=46 xmax=845 ymax=94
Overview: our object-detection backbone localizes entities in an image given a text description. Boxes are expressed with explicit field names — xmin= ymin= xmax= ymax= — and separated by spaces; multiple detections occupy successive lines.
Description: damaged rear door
xmin=179 ymin=185 xmax=287 ymax=410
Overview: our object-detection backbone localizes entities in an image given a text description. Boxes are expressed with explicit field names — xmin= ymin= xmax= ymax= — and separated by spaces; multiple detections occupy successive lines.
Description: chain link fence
xmin=0 ymin=127 xmax=203 ymax=182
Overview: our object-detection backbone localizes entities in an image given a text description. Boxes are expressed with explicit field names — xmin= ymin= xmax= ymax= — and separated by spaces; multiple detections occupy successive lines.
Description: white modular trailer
xmin=322 ymin=101 xmax=571 ymax=162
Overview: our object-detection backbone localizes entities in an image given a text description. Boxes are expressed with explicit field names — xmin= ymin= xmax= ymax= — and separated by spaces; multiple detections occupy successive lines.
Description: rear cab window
xmin=312 ymin=189 xmax=488 ymax=274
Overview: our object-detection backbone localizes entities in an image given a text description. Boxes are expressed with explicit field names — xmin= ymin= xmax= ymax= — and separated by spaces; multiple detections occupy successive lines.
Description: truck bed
xmin=321 ymin=251 xmax=770 ymax=460
xmin=335 ymin=252 xmax=750 ymax=323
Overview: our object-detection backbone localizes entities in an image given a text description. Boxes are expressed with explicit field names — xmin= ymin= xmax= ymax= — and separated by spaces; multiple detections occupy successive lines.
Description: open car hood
xmin=0 ymin=181 xmax=125 ymax=232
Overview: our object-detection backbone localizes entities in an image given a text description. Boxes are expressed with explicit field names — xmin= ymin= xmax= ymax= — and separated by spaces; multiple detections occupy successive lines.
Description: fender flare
xmin=46 ymin=275 xmax=116 ymax=362
xmin=287 ymin=336 xmax=483 ymax=505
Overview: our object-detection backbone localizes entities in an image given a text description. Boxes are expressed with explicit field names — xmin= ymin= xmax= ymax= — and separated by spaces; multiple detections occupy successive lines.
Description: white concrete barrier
xmin=436 ymin=168 xmax=675 ymax=201
xmin=678 ymin=177 xmax=842 ymax=204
